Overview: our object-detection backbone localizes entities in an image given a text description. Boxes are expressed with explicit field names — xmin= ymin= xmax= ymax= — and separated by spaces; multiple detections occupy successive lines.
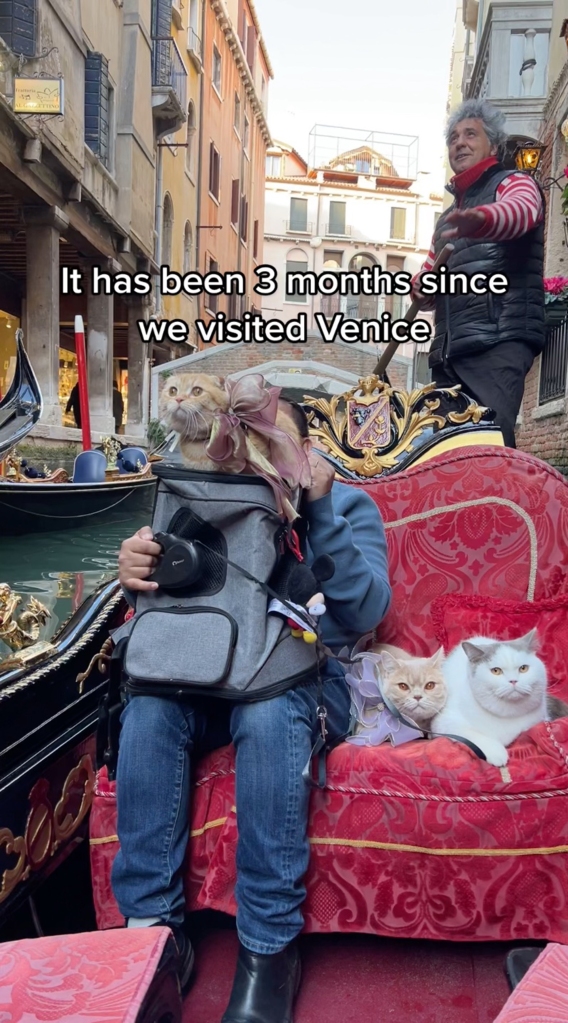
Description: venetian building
xmin=0 ymin=0 xmax=163 ymax=442
xmin=262 ymin=128 xmax=442 ymax=390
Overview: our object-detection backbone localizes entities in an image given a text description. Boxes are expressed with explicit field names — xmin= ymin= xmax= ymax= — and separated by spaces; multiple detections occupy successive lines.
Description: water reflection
xmin=0 ymin=510 xmax=149 ymax=659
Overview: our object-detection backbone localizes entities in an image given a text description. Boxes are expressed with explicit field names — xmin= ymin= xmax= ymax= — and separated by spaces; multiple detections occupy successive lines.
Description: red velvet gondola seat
xmin=0 ymin=927 xmax=181 ymax=1022
xmin=90 ymin=445 xmax=568 ymax=945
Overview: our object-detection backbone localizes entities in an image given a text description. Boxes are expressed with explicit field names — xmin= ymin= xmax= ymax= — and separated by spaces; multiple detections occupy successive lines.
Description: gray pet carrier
xmin=112 ymin=462 xmax=324 ymax=700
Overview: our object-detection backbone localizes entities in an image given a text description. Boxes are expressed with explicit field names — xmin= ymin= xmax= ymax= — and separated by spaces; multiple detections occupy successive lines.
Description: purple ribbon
xmin=206 ymin=374 xmax=311 ymax=518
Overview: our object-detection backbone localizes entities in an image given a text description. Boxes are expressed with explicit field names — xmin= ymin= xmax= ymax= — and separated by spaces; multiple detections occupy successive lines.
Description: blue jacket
xmin=305 ymin=481 xmax=392 ymax=652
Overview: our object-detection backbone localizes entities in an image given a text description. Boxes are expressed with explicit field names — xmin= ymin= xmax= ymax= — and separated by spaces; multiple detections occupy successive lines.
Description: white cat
xmin=431 ymin=630 xmax=547 ymax=767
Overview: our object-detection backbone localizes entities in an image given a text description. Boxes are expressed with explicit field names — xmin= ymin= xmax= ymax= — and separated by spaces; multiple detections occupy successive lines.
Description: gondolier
xmin=414 ymin=98 xmax=546 ymax=448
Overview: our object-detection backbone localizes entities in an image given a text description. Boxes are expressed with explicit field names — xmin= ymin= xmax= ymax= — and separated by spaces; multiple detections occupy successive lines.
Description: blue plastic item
xmin=72 ymin=449 xmax=107 ymax=483
xmin=117 ymin=447 xmax=148 ymax=475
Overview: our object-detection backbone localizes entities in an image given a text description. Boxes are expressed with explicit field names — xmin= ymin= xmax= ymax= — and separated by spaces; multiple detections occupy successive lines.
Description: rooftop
xmin=308 ymin=125 xmax=419 ymax=181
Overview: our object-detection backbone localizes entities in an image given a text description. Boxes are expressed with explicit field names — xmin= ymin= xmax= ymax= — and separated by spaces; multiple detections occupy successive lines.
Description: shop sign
xmin=13 ymin=78 xmax=64 ymax=116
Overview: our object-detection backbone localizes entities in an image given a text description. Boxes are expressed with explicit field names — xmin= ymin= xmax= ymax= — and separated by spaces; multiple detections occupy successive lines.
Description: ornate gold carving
xmin=0 ymin=755 xmax=95 ymax=904
xmin=0 ymin=586 xmax=54 ymax=670
xmin=304 ymin=377 xmax=490 ymax=479
xmin=100 ymin=436 xmax=122 ymax=470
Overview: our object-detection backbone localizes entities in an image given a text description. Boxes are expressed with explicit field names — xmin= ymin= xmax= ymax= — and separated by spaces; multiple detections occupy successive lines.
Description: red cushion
xmin=494 ymin=943 xmax=568 ymax=1021
xmin=0 ymin=927 xmax=178 ymax=1022
xmin=431 ymin=593 xmax=568 ymax=701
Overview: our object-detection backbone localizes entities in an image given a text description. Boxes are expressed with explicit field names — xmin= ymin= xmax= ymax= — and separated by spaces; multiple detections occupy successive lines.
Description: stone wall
xmin=154 ymin=336 xmax=412 ymax=391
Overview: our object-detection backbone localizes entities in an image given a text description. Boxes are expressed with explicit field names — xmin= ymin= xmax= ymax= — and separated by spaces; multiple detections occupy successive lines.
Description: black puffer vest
xmin=429 ymin=164 xmax=545 ymax=367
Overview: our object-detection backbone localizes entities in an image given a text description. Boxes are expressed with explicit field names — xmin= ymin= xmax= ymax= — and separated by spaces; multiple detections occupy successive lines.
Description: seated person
xmin=114 ymin=400 xmax=392 ymax=1022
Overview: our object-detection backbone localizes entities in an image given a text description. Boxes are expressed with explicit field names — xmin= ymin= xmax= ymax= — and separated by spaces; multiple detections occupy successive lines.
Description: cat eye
xmin=519 ymin=665 xmax=529 ymax=673
xmin=191 ymin=386 xmax=203 ymax=396
xmin=168 ymin=386 xmax=178 ymax=397
xmin=425 ymin=682 xmax=436 ymax=690
xmin=491 ymin=668 xmax=503 ymax=675
xmin=397 ymin=683 xmax=409 ymax=691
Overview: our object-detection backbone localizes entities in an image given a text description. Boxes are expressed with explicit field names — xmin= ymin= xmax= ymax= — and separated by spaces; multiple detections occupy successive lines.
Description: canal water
xmin=0 ymin=510 xmax=149 ymax=661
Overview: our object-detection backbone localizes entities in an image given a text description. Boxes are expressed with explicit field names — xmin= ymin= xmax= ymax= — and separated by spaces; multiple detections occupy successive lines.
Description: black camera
xmin=148 ymin=532 xmax=204 ymax=590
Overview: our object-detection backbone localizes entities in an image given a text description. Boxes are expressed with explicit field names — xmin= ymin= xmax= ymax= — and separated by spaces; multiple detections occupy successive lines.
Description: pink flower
xmin=544 ymin=276 xmax=568 ymax=296
xmin=564 ymin=167 xmax=568 ymax=178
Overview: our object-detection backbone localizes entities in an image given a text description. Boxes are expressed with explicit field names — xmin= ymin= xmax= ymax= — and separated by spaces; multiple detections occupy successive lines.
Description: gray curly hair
xmin=445 ymin=99 xmax=508 ymax=155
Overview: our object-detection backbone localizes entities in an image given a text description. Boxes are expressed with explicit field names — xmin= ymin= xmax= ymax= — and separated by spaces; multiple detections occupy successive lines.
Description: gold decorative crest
xmin=0 ymin=585 xmax=53 ymax=665
xmin=304 ymin=375 xmax=492 ymax=479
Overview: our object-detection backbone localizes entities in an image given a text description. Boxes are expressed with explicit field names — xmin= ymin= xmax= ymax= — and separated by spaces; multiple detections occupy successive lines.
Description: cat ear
xmin=212 ymin=375 xmax=225 ymax=387
xmin=510 ymin=629 xmax=539 ymax=653
xmin=380 ymin=651 xmax=400 ymax=672
xmin=432 ymin=647 xmax=445 ymax=665
xmin=462 ymin=641 xmax=494 ymax=664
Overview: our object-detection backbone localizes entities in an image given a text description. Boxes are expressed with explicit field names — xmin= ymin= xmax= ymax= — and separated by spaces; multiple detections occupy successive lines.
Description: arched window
xmin=162 ymin=193 xmax=174 ymax=268
xmin=186 ymin=102 xmax=196 ymax=175
xmin=285 ymin=248 xmax=309 ymax=304
xmin=183 ymin=222 xmax=193 ymax=274
xmin=347 ymin=252 xmax=377 ymax=319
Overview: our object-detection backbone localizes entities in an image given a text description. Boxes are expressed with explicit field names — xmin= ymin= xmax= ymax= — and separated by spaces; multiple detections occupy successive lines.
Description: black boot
xmin=221 ymin=940 xmax=301 ymax=1023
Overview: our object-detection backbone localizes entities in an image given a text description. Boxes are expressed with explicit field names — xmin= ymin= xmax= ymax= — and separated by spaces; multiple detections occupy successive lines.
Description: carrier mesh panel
xmin=167 ymin=508 xmax=226 ymax=596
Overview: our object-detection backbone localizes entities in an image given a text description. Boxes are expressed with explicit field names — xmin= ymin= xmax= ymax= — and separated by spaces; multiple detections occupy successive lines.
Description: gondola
xmin=0 ymin=375 xmax=565 ymax=1023
xmin=0 ymin=329 xmax=157 ymax=534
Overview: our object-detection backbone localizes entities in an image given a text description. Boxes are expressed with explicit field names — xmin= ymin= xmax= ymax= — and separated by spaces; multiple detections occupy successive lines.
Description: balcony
xmin=325 ymin=223 xmax=352 ymax=238
xmin=286 ymin=220 xmax=313 ymax=235
xmin=188 ymin=27 xmax=202 ymax=69
xmin=462 ymin=54 xmax=474 ymax=99
xmin=152 ymin=37 xmax=187 ymax=139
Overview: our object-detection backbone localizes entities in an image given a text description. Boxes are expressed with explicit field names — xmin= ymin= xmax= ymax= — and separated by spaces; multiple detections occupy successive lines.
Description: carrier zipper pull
xmin=286 ymin=526 xmax=303 ymax=562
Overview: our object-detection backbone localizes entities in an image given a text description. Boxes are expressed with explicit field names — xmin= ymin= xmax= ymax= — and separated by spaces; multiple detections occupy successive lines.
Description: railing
xmin=539 ymin=318 xmax=568 ymax=404
xmin=152 ymin=37 xmax=188 ymax=112
xmin=462 ymin=54 xmax=474 ymax=98
xmin=286 ymin=220 xmax=313 ymax=234
xmin=188 ymin=28 xmax=202 ymax=60
xmin=325 ymin=223 xmax=352 ymax=237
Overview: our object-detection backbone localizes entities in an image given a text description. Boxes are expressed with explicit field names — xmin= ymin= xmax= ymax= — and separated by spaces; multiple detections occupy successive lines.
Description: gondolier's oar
xmin=373 ymin=243 xmax=454 ymax=378
xmin=75 ymin=314 xmax=92 ymax=451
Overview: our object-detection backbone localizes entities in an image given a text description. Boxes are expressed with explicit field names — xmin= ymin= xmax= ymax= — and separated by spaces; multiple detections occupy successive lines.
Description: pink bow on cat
xmin=206 ymin=374 xmax=311 ymax=520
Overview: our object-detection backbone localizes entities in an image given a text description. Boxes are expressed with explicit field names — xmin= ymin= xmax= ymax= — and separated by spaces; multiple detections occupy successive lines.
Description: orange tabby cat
xmin=369 ymin=643 xmax=447 ymax=729
xmin=159 ymin=372 xmax=300 ymax=473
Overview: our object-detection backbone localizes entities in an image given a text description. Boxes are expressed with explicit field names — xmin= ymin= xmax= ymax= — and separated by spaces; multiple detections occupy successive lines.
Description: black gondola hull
xmin=0 ymin=475 xmax=157 ymax=534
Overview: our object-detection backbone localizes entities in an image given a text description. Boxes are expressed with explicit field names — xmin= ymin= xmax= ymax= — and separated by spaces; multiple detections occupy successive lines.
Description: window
xmin=162 ymin=194 xmax=174 ymax=268
xmin=285 ymin=253 xmax=309 ymax=303
xmin=209 ymin=142 xmax=220 ymax=200
xmin=253 ymin=220 xmax=259 ymax=259
xmin=85 ymin=51 xmax=110 ymax=168
xmin=228 ymin=292 xmax=239 ymax=319
xmin=413 ymin=350 xmax=431 ymax=388
xmin=266 ymin=155 xmax=282 ymax=176
xmin=355 ymin=159 xmax=370 ymax=173
xmin=234 ymin=92 xmax=241 ymax=134
xmin=323 ymin=250 xmax=342 ymax=269
xmin=183 ymin=222 xmax=193 ymax=274
xmin=243 ymin=114 xmax=250 ymax=153
xmin=0 ymin=0 xmax=36 ymax=57
xmin=188 ymin=0 xmax=200 ymax=53
xmin=231 ymin=179 xmax=240 ymax=227
xmin=328 ymin=201 xmax=346 ymax=236
xmin=434 ymin=211 xmax=442 ymax=230
xmin=539 ymin=320 xmax=568 ymax=404
xmin=289 ymin=197 xmax=308 ymax=232
xmin=186 ymin=100 xmax=196 ymax=175
xmin=246 ymin=21 xmax=256 ymax=71
xmin=240 ymin=195 xmax=248 ymax=243
xmin=207 ymin=257 xmax=219 ymax=313
xmin=212 ymin=44 xmax=222 ymax=94
xmin=261 ymin=75 xmax=266 ymax=111
xmin=390 ymin=207 xmax=406 ymax=240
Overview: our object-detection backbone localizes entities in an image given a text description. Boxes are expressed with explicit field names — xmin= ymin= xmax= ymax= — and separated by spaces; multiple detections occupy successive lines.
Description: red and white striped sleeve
xmin=472 ymin=173 xmax=543 ymax=241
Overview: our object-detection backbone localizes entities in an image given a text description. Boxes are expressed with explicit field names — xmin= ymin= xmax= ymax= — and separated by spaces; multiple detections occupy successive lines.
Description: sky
xmin=253 ymin=0 xmax=458 ymax=187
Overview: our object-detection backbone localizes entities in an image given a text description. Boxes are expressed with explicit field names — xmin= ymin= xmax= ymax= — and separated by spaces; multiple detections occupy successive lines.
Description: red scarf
xmin=448 ymin=156 xmax=499 ymax=205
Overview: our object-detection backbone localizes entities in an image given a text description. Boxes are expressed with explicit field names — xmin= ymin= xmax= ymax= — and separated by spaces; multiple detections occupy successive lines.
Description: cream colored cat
xmin=370 ymin=644 xmax=447 ymax=729
xmin=159 ymin=372 xmax=301 ymax=472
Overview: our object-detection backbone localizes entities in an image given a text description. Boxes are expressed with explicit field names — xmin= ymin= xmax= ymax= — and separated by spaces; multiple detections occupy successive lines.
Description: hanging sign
xmin=13 ymin=78 xmax=64 ymax=115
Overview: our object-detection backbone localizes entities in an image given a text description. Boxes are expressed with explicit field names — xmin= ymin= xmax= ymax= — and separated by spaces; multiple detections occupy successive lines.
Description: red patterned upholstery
xmin=0 ymin=927 xmax=181 ymax=1022
xmin=90 ymin=446 xmax=568 ymax=943
xmin=494 ymin=944 xmax=568 ymax=1021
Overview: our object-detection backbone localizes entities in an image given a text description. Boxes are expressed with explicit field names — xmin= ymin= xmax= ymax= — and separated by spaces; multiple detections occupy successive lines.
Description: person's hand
xmin=306 ymin=449 xmax=335 ymax=502
xmin=441 ymin=208 xmax=484 ymax=240
xmin=118 ymin=526 xmax=161 ymax=591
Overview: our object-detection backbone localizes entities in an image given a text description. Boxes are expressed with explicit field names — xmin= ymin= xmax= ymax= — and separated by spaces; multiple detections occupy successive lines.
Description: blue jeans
xmin=111 ymin=660 xmax=350 ymax=954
